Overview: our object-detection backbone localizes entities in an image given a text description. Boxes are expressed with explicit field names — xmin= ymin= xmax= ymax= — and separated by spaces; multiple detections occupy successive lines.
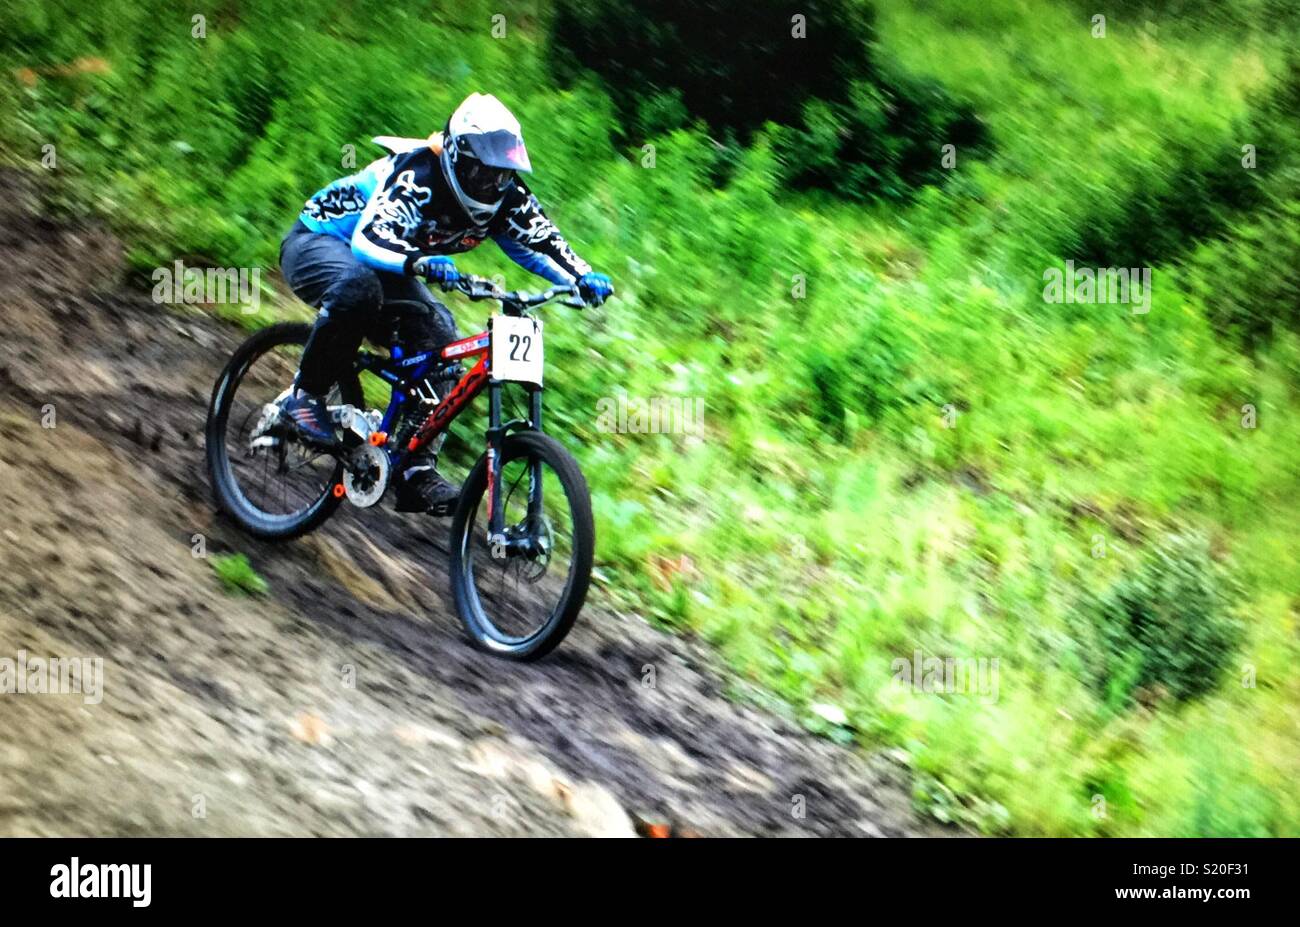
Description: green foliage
xmin=551 ymin=0 xmax=987 ymax=201
xmin=210 ymin=553 xmax=270 ymax=597
xmin=552 ymin=0 xmax=874 ymax=136
xmin=1188 ymin=50 xmax=1300 ymax=349
xmin=1072 ymin=134 xmax=1265 ymax=268
xmin=1075 ymin=534 xmax=1243 ymax=708
xmin=801 ymin=297 xmax=921 ymax=436
xmin=1061 ymin=0 xmax=1300 ymax=36
xmin=778 ymin=57 xmax=987 ymax=201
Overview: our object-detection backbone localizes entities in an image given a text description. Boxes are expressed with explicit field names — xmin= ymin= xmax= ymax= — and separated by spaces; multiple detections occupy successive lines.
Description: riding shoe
xmin=278 ymin=390 xmax=335 ymax=445
xmin=394 ymin=460 xmax=461 ymax=515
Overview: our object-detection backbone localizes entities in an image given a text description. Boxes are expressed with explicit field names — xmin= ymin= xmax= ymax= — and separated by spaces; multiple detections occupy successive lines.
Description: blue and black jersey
xmin=299 ymin=145 xmax=592 ymax=283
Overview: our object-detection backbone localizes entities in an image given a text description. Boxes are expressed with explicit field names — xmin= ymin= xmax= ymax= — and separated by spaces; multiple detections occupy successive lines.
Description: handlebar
xmin=438 ymin=274 xmax=587 ymax=312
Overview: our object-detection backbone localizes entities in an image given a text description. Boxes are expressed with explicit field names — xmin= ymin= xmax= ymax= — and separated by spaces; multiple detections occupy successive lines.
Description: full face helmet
xmin=439 ymin=92 xmax=532 ymax=224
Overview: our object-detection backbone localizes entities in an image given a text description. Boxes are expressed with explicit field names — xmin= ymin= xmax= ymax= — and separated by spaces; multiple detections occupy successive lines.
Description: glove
xmin=414 ymin=255 xmax=460 ymax=288
xmin=577 ymin=272 xmax=614 ymax=306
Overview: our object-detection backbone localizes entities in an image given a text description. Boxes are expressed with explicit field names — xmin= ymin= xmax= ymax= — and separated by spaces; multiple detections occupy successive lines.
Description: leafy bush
xmin=1076 ymin=534 xmax=1242 ymax=708
xmin=777 ymin=60 xmax=987 ymax=200
xmin=552 ymin=0 xmax=874 ymax=137
xmin=800 ymin=300 xmax=921 ymax=437
xmin=1038 ymin=11 xmax=1297 ymax=274
xmin=1072 ymin=134 xmax=1266 ymax=268
xmin=1061 ymin=0 xmax=1300 ymax=36
xmin=1189 ymin=196 xmax=1300 ymax=351
xmin=551 ymin=0 xmax=987 ymax=201
xmin=1187 ymin=51 xmax=1300 ymax=349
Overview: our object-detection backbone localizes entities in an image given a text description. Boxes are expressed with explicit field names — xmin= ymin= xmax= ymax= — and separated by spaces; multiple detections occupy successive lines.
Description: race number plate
xmin=491 ymin=315 xmax=543 ymax=386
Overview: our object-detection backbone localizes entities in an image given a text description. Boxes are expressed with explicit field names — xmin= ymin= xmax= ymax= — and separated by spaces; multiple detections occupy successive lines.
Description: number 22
xmin=509 ymin=333 xmax=532 ymax=362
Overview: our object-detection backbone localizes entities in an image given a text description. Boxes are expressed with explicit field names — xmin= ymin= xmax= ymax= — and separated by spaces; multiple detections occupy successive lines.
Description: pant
xmin=279 ymin=220 xmax=460 ymax=395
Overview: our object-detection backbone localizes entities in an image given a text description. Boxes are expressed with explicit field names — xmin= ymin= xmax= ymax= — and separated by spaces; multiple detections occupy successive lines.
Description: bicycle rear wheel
xmin=205 ymin=322 xmax=362 ymax=540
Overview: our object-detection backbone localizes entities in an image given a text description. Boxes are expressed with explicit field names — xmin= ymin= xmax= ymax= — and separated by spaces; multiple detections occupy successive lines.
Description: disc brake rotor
xmin=342 ymin=444 xmax=390 ymax=508
xmin=508 ymin=516 xmax=553 ymax=582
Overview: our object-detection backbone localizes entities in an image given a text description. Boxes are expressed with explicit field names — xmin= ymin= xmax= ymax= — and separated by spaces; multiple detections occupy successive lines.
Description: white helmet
xmin=440 ymin=93 xmax=532 ymax=224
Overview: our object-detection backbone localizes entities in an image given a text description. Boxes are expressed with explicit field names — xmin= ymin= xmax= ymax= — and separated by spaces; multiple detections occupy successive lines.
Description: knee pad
xmin=321 ymin=266 xmax=382 ymax=324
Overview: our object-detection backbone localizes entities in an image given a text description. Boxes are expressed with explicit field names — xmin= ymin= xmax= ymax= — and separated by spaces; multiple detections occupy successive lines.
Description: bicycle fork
xmin=485 ymin=382 xmax=545 ymax=556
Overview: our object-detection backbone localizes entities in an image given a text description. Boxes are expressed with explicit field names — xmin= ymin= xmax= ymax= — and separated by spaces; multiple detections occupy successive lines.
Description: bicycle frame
xmin=353 ymin=304 xmax=544 ymax=542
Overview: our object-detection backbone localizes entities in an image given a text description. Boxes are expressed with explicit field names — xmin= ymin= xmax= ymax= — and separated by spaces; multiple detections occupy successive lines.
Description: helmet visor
xmin=464 ymin=128 xmax=532 ymax=173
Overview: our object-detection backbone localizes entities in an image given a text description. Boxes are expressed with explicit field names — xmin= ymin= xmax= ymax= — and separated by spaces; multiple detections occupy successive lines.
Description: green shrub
xmin=799 ymin=301 xmax=920 ymax=437
xmin=1190 ymin=198 xmax=1300 ymax=351
xmin=1073 ymin=134 xmax=1265 ymax=268
xmin=778 ymin=58 xmax=987 ymax=201
xmin=1061 ymin=0 xmax=1300 ymax=36
xmin=551 ymin=0 xmax=987 ymax=201
xmin=1188 ymin=50 xmax=1300 ymax=349
xmin=552 ymin=0 xmax=874 ymax=137
xmin=1075 ymin=534 xmax=1242 ymax=708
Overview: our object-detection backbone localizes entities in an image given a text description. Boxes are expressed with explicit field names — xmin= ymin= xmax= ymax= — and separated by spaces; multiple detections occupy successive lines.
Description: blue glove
xmin=577 ymin=271 xmax=614 ymax=306
xmin=414 ymin=255 xmax=460 ymax=288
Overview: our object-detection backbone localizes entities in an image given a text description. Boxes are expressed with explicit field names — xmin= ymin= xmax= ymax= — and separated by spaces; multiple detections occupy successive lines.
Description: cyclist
xmin=278 ymin=92 xmax=613 ymax=513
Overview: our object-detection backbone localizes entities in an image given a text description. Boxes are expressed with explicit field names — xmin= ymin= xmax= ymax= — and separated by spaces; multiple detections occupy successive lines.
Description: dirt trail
xmin=0 ymin=169 xmax=935 ymax=836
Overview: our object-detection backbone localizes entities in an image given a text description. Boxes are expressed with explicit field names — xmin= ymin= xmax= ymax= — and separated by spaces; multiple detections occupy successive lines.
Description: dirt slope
xmin=0 ymin=169 xmax=936 ymax=836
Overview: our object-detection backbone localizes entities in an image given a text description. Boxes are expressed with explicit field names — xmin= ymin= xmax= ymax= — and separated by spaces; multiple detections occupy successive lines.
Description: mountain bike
xmin=204 ymin=275 xmax=595 ymax=661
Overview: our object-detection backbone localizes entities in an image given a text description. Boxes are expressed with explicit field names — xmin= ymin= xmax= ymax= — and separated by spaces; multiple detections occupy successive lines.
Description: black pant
xmin=279 ymin=220 xmax=460 ymax=395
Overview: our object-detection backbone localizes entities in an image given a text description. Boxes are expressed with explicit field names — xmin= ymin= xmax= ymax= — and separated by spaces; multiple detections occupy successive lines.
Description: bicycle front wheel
xmin=448 ymin=431 xmax=594 ymax=661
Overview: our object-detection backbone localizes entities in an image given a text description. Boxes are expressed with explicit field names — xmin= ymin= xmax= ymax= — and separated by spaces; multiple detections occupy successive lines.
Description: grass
xmin=209 ymin=553 xmax=270 ymax=598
